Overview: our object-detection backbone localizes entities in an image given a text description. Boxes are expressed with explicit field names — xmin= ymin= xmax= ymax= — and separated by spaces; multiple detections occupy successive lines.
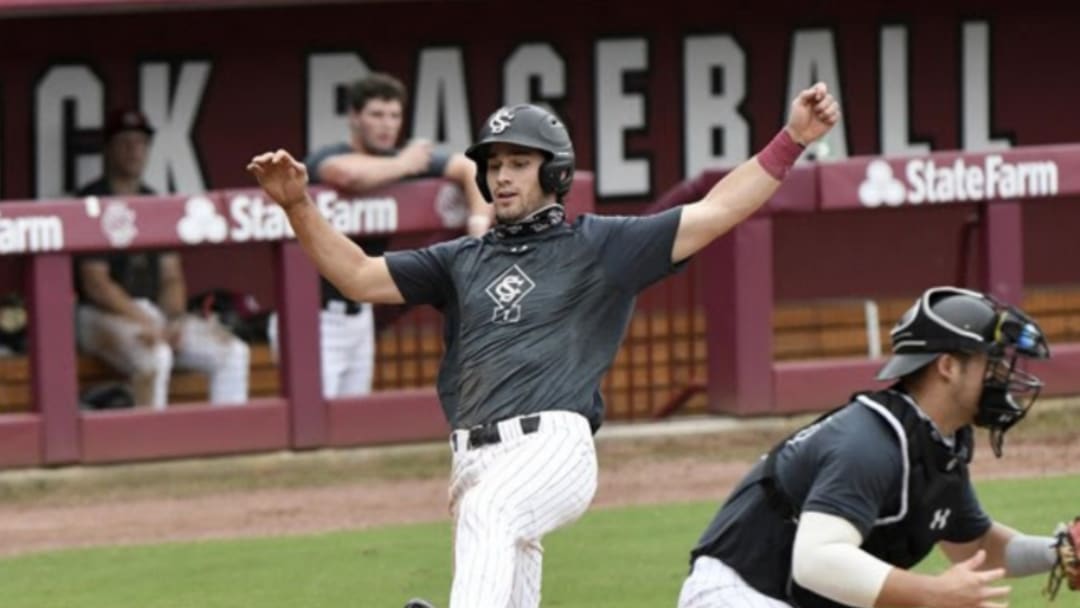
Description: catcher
xmin=679 ymin=286 xmax=1079 ymax=608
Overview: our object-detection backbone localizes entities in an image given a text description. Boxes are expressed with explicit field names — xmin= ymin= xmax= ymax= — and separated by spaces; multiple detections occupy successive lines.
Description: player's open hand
xmin=932 ymin=550 xmax=1010 ymax=608
xmin=785 ymin=82 xmax=840 ymax=146
xmin=246 ymin=149 xmax=310 ymax=209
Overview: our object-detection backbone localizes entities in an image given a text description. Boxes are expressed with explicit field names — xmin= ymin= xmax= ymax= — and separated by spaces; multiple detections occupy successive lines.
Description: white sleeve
xmin=791 ymin=511 xmax=895 ymax=608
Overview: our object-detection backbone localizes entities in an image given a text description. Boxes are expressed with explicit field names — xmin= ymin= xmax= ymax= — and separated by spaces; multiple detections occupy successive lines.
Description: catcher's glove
xmin=1045 ymin=517 xmax=1080 ymax=600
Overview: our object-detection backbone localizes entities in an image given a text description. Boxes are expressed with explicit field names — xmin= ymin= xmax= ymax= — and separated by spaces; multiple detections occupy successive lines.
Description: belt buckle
xmin=467 ymin=423 xmax=499 ymax=449
xmin=465 ymin=415 xmax=542 ymax=450
xmin=520 ymin=414 xmax=541 ymax=434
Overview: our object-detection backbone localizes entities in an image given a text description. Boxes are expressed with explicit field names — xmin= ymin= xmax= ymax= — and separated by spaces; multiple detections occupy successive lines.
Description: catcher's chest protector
xmin=764 ymin=390 xmax=977 ymax=608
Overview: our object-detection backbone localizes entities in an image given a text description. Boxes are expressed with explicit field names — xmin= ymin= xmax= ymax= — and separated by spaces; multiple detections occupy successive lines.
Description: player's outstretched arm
xmin=247 ymin=149 xmax=406 ymax=304
xmin=670 ymin=82 xmax=839 ymax=263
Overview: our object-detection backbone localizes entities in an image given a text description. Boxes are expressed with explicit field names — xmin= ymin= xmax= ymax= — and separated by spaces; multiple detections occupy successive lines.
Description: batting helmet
xmin=465 ymin=104 xmax=575 ymax=203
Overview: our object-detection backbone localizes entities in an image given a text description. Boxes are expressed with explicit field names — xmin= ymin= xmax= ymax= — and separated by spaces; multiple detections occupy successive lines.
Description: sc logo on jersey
xmin=486 ymin=264 xmax=536 ymax=324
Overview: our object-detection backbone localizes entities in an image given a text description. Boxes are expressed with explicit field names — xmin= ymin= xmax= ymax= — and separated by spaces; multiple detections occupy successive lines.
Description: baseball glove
xmin=1045 ymin=517 xmax=1080 ymax=600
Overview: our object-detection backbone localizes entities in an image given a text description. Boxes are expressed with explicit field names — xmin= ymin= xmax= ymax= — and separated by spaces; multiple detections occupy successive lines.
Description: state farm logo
xmin=225 ymin=191 xmax=398 ymax=242
xmin=858 ymin=155 xmax=1059 ymax=208
xmin=0 ymin=213 xmax=64 ymax=253
xmin=177 ymin=196 xmax=228 ymax=244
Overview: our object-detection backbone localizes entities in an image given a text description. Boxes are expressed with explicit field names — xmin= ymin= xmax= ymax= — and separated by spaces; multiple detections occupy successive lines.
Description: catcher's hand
xmin=1045 ymin=516 xmax=1080 ymax=600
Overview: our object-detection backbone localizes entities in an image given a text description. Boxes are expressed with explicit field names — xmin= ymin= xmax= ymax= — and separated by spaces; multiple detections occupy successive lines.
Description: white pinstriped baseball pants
xmin=447 ymin=410 xmax=598 ymax=608
xmin=76 ymin=300 xmax=249 ymax=409
xmin=678 ymin=556 xmax=794 ymax=608
xmin=267 ymin=302 xmax=375 ymax=398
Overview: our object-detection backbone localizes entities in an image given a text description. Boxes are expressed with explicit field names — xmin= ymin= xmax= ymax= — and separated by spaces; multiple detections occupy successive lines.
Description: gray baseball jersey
xmin=385 ymin=207 xmax=684 ymax=430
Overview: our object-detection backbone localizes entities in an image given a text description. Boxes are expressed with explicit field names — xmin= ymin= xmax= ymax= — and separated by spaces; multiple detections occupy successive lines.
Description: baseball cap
xmin=104 ymin=108 xmax=154 ymax=140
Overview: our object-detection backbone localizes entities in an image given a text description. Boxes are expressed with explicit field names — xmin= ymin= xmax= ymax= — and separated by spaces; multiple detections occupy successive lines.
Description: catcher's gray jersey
xmin=385 ymin=207 xmax=684 ymax=430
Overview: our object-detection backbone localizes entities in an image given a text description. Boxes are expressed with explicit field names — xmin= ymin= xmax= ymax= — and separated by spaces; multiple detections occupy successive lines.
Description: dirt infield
xmin=1 ymin=402 xmax=1077 ymax=559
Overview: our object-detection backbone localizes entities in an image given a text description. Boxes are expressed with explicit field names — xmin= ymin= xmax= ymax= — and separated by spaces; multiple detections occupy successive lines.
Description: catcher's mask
xmin=876 ymin=286 xmax=1050 ymax=457
xmin=465 ymin=104 xmax=575 ymax=203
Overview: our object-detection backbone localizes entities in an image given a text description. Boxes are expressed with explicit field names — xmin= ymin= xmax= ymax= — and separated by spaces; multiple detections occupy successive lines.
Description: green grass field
xmin=1 ymin=474 xmax=1075 ymax=608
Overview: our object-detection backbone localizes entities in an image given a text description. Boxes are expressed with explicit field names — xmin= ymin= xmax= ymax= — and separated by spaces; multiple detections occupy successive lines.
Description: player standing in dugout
xmin=248 ymin=83 xmax=840 ymax=608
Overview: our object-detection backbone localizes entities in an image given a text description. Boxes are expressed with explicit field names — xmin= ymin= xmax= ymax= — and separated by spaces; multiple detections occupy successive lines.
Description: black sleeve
xmin=583 ymin=207 xmax=685 ymax=293
xmin=941 ymin=480 xmax=993 ymax=543
xmin=426 ymin=149 xmax=451 ymax=179
xmin=303 ymin=143 xmax=352 ymax=185
xmin=383 ymin=240 xmax=459 ymax=307
xmin=801 ymin=422 xmax=904 ymax=539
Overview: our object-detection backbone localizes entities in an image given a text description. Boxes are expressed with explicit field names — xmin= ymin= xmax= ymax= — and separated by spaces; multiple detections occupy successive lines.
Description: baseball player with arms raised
xmin=248 ymin=83 xmax=839 ymax=608
xmin=679 ymin=286 xmax=1080 ymax=608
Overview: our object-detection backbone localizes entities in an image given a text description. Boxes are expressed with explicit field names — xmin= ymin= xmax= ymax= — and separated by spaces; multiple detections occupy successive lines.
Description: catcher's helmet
xmin=876 ymin=286 xmax=1048 ymax=380
xmin=465 ymin=104 xmax=575 ymax=203
xmin=877 ymin=286 xmax=1051 ymax=456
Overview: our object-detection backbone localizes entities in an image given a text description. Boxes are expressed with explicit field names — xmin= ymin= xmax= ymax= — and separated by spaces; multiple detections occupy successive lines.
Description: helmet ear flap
xmin=473 ymin=155 xmax=493 ymax=203
xmin=539 ymin=156 xmax=575 ymax=199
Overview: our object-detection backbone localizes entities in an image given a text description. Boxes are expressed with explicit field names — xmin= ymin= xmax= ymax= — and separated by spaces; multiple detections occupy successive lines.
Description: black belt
xmin=322 ymin=299 xmax=363 ymax=315
xmin=459 ymin=414 xmax=541 ymax=450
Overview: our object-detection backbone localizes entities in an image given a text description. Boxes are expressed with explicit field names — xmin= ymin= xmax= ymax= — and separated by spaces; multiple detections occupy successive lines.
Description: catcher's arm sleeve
xmin=792 ymin=511 xmax=893 ymax=608
xmin=1004 ymin=533 xmax=1057 ymax=576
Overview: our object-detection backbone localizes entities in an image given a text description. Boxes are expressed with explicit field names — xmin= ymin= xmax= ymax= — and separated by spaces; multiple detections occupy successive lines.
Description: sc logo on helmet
xmin=489 ymin=108 xmax=514 ymax=134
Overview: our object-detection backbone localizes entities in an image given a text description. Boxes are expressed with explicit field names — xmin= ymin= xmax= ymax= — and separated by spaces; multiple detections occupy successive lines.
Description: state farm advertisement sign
xmin=0 ymin=179 xmax=468 ymax=254
xmin=820 ymin=146 xmax=1080 ymax=210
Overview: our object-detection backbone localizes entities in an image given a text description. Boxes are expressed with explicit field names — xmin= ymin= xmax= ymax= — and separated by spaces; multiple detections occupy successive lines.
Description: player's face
xmin=105 ymin=131 xmax=150 ymax=180
xmin=949 ymin=352 xmax=990 ymax=419
xmin=487 ymin=143 xmax=550 ymax=223
xmin=351 ymin=98 xmax=403 ymax=154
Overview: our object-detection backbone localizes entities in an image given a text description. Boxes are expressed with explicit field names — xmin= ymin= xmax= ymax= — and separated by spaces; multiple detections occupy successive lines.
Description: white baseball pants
xmin=448 ymin=410 xmax=598 ymax=608
xmin=678 ymin=556 xmax=794 ymax=608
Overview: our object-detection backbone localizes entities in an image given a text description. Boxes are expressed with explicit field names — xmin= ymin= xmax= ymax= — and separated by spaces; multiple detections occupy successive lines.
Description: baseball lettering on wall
xmin=412 ymin=46 xmax=472 ymax=155
xmin=32 ymin=60 xmax=210 ymax=197
xmin=306 ymin=52 xmax=371 ymax=154
xmin=878 ymin=25 xmax=931 ymax=156
xmin=961 ymin=21 xmax=1012 ymax=151
xmin=595 ymin=37 xmax=651 ymax=198
xmin=787 ymin=29 xmax=849 ymax=161
xmin=6 ymin=9 xmax=1067 ymax=204
xmin=34 ymin=64 xmax=104 ymax=198
xmin=683 ymin=34 xmax=749 ymax=178
xmin=138 ymin=60 xmax=212 ymax=195
xmin=503 ymin=43 xmax=566 ymax=110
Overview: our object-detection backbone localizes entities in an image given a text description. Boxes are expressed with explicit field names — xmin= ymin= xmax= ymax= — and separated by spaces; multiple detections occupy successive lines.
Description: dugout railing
xmin=2 ymin=143 xmax=1080 ymax=468
xmin=648 ymin=143 xmax=1080 ymax=417
xmin=0 ymin=176 xmax=595 ymax=468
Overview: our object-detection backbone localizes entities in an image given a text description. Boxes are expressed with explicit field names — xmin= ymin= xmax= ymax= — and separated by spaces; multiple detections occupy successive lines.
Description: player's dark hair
xmin=348 ymin=73 xmax=407 ymax=112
